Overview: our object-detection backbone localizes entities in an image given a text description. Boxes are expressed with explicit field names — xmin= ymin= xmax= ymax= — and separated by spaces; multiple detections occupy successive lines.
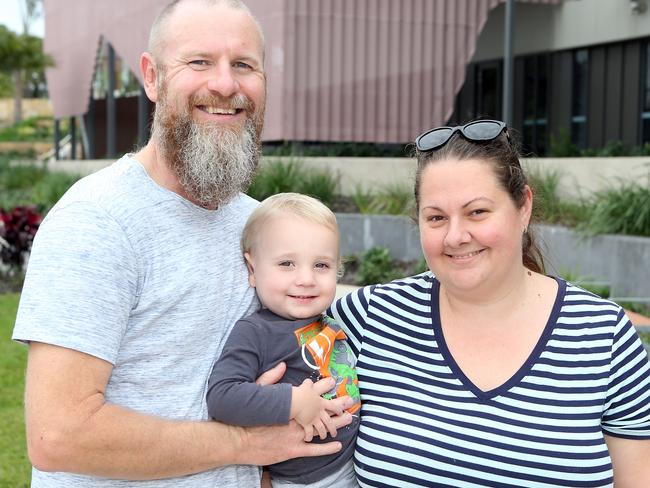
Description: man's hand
xmin=233 ymin=410 xmax=353 ymax=466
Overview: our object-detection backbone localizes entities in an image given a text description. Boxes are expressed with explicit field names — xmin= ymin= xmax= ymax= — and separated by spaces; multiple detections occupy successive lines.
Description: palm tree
xmin=19 ymin=0 xmax=43 ymax=36
xmin=0 ymin=25 xmax=53 ymax=124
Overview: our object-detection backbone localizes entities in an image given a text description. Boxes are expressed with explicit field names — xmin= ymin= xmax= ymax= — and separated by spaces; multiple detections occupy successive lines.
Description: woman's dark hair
xmin=414 ymin=129 xmax=545 ymax=274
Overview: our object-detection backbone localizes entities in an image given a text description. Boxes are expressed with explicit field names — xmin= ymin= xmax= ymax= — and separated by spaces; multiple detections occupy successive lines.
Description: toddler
xmin=206 ymin=192 xmax=360 ymax=487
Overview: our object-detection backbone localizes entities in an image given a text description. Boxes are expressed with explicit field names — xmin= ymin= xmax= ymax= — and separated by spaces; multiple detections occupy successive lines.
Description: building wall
xmin=454 ymin=29 xmax=650 ymax=152
xmin=473 ymin=0 xmax=650 ymax=62
xmin=249 ymin=0 xmax=506 ymax=143
xmin=83 ymin=96 xmax=154 ymax=159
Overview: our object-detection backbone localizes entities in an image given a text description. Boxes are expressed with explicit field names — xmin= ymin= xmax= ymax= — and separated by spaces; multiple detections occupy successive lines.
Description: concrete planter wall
xmin=16 ymin=157 xmax=649 ymax=299
xmin=337 ymin=213 xmax=650 ymax=300
xmin=35 ymin=156 xmax=650 ymax=201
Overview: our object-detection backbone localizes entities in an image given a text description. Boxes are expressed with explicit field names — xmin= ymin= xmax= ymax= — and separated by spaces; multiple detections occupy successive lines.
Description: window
xmin=571 ymin=49 xmax=589 ymax=149
xmin=92 ymin=39 xmax=141 ymax=99
xmin=642 ymin=41 xmax=650 ymax=144
xmin=522 ymin=55 xmax=549 ymax=155
xmin=475 ymin=61 xmax=502 ymax=120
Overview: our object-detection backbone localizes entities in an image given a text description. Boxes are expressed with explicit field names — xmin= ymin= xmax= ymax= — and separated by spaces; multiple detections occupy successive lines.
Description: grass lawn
xmin=0 ymin=293 xmax=30 ymax=487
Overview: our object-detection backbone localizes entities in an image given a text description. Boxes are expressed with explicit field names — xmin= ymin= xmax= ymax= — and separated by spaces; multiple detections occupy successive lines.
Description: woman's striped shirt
xmin=328 ymin=273 xmax=650 ymax=488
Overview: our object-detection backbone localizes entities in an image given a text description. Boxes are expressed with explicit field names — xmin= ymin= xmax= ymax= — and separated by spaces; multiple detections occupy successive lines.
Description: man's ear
xmin=140 ymin=52 xmax=159 ymax=103
xmin=244 ymin=252 xmax=256 ymax=287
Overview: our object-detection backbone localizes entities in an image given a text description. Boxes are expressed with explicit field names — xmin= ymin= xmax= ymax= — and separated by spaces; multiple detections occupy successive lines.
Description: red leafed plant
xmin=0 ymin=206 xmax=42 ymax=274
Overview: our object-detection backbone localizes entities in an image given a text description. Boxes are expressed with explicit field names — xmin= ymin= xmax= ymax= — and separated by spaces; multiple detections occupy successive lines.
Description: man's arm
xmin=605 ymin=435 xmax=650 ymax=488
xmin=25 ymin=342 xmax=352 ymax=480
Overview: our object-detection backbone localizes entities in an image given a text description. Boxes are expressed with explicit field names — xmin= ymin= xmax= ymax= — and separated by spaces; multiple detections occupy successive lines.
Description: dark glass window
xmin=475 ymin=62 xmax=501 ymax=119
xmin=641 ymin=41 xmax=650 ymax=144
xmin=571 ymin=49 xmax=589 ymax=149
xmin=522 ymin=55 xmax=549 ymax=155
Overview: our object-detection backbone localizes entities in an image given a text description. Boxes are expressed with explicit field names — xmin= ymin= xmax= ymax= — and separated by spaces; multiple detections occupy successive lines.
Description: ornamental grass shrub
xmin=247 ymin=159 xmax=338 ymax=208
xmin=578 ymin=178 xmax=650 ymax=238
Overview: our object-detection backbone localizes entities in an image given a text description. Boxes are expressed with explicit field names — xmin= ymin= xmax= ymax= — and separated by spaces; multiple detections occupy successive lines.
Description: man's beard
xmin=152 ymin=87 xmax=264 ymax=209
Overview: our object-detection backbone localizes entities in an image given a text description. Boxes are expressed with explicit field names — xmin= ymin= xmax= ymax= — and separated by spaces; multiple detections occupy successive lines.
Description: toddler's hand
xmin=290 ymin=378 xmax=349 ymax=442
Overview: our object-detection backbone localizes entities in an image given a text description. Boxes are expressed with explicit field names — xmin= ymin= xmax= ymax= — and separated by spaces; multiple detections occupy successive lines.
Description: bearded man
xmin=12 ymin=1 xmax=351 ymax=487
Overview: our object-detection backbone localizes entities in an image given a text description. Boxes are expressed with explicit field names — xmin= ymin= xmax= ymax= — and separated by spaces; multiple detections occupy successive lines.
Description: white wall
xmin=20 ymin=155 xmax=650 ymax=200
xmin=472 ymin=0 xmax=650 ymax=62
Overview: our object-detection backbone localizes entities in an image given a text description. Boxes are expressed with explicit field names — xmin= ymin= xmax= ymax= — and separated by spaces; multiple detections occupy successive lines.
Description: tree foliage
xmin=0 ymin=26 xmax=50 ymax=72
xmin=0 ymin=24 xmax=53 ymax=123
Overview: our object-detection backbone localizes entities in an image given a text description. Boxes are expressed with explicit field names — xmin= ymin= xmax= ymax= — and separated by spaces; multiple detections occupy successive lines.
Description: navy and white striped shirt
xmin=329 ymin=273 xmax=650 ymax=488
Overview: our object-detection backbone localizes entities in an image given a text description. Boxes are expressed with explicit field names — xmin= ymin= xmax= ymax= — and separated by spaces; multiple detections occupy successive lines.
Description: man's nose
xmin=206 ymin=62 xmax=239 ymax=98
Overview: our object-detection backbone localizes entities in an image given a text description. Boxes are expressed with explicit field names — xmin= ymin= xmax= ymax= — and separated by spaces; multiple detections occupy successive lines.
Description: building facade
xmin=452 ymin=0 xmax=650 ymax=155
xmin=43 ymin=0 xmax=650 ymax=158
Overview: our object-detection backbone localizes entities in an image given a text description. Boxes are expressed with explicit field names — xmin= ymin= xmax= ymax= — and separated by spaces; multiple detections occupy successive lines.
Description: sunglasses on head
xmin=415 ymin=119 xmax=508 ymax=152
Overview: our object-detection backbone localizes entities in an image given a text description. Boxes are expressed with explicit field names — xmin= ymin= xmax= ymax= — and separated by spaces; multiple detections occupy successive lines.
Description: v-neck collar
xmin=429 ymin=277 xmax=566 ymax=401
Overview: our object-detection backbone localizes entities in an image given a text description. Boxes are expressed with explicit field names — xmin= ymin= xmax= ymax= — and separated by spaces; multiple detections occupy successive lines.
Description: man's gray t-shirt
xmin=13 ymin=155 xmax=260 ymax=487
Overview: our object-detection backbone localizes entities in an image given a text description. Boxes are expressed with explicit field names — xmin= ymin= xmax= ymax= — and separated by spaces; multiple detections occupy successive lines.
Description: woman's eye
xmin=426 ymin=215 xmax=444 ymax=222
xmin=470 ymin=209 xmax=488 ymax=217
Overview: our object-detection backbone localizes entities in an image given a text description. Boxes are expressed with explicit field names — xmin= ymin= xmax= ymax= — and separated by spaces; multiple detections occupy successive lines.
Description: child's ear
xmin=244 ymin=252 xmax=256 ymax=287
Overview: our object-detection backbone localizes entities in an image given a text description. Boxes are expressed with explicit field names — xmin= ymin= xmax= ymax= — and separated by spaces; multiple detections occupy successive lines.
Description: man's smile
xmin=196 ymin=105 xmax=243 ymax=115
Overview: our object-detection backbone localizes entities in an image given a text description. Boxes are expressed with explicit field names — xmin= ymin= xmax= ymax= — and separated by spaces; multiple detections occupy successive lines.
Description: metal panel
xmin=549 ymin=50 xmax=572 ymax=140
xmin=621 ymin=41 xmax=641 ymax=147
xmin=604 ymin=44 xmax=623 ymax=145
xmin=512 ymin=56 xmax=525 ymax=134
xmin=43 ymin=0 xmax=164 ymax=118
xmin=280 ymin=0 xmax=503 ymax=142
xmin=588 ymin=47 xmax=606 ymax=148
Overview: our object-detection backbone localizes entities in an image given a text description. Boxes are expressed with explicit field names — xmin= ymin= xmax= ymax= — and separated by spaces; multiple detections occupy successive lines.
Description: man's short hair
xmin=242 ymin=193 xmax=340 ymax=256
xmin=148 ymin=0 xmax=264 ymax=61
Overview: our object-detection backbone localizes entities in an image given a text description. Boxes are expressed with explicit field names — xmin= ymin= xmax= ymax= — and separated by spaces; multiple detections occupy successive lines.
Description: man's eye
xmin=189 ymin=60 xmax=209 ymax=68
xmin=233 ymin=61 xmax=252 ymax=70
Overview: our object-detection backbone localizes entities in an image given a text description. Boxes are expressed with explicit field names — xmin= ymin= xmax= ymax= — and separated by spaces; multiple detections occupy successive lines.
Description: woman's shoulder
xmin=354 ymin=271 xmax=436 ymax=311
xmin=555 ymin=276 xmax=628 ymax=327
xmin=560 ymin=278 xmax=623 ymax=308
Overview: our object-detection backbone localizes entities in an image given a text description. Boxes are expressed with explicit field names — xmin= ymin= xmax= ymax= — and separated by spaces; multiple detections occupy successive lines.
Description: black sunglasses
xmin=415 ymin=120 xmax=508 ymax=152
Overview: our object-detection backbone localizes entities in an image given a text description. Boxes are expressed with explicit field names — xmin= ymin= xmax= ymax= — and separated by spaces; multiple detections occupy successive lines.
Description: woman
xmin=329 ymin=120 xmax=650 ymax=488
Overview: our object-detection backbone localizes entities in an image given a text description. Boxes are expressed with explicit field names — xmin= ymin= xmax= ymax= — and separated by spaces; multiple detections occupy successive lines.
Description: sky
xmin=0 ymin=0 xmax=45 ymax=36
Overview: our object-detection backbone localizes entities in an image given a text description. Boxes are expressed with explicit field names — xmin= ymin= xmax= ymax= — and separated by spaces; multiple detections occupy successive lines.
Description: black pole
xmin=70 ymin=116 xmax=77 ymax=159
xmin=107 ymin=43 xmax=117 ymax=159
xmin=54 ymin=118 xmax=60 ymax=161
xmin=138 ymin=84 xmax=148 ymax=147
xmin=86 ymin=93 xmax=96 ymax=159
xmin=502 ymin=0 xmax=515 ymax=125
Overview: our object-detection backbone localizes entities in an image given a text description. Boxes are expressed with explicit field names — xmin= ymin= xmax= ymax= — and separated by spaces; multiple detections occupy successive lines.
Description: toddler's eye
xmin=315 ymin=262 xmax=330 ymax=269
xmin=278 ymin=261 xmax=294 ymax=267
